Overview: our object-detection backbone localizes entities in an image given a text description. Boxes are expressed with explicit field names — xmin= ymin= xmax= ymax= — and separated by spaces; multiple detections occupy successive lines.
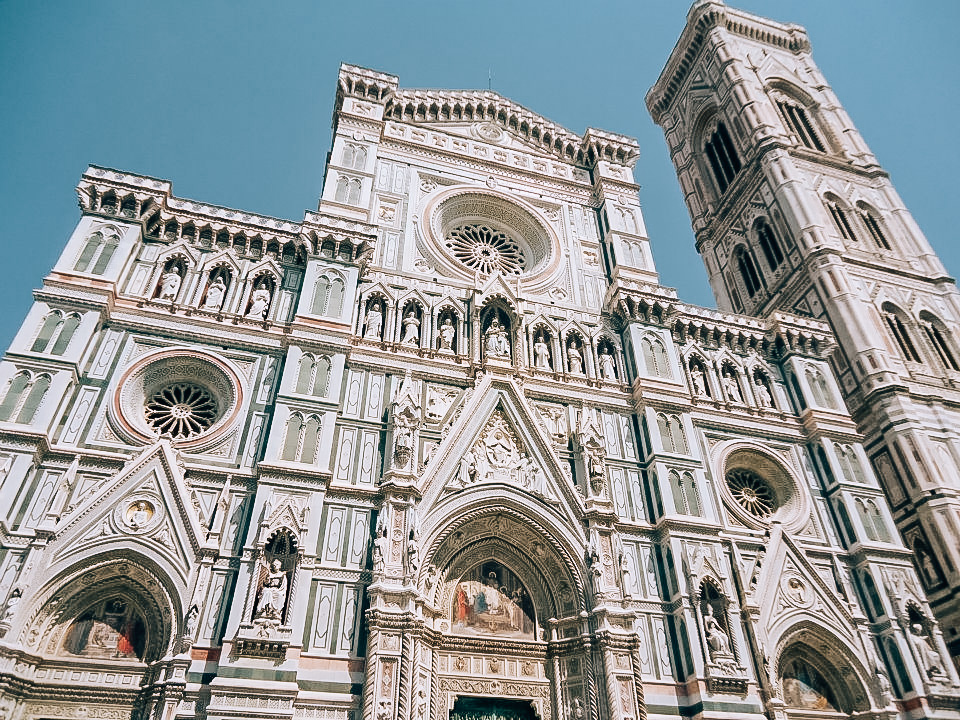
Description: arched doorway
xmin=776 ymin=637 xmax=871 ymax=719
xmin=450 ymin=696 xmax=538 ymax=720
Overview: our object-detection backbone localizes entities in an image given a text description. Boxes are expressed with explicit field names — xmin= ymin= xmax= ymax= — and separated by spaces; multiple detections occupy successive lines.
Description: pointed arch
xmin=919 ymin=311 xmax=959 ymax=371
xmin=855 ymin=202 xmax=891 ymax=250
xmin=881 ymin=303 xmax=921 ymax=363
xmin=640 ymin=334 xmax=670 ymax=377
xmin=0 ymin=372 xmax=31 ymax=421
xmin=733 ymin=245 xmax=763 ymax=298
xmin=754 ymin=217 xmax=784 ymax=271
xmin=824 ymin=193 xmax=857 ymax=243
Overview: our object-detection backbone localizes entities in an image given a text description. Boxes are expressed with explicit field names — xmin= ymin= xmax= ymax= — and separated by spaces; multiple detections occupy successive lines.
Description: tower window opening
xmin=921 ymin=320 xmax=959 ymax=371
xmin=826 ymin=202 xmax=857 ymax=243
xmin=756 ymin=220 xmax=784 ymax=270
xmin=883 ymin=311 xmax=921 ymax=363
xmin=704 ymin=122 xmax=741 ymax=194
xmin=735 ymin=247 xmax=763 ymax=298
xmin=861 ymin=211 xmax=891 ymax=250
xmin=777 ymin=100 xmax=825 ymax=152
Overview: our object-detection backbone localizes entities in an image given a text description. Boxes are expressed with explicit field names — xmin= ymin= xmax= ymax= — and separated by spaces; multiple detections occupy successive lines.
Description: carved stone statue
xmin=372 ymin=528 xmax=387 ymax=575
xmin=587 ymin=446 xmax=606 ymax=492
xmin=703 ymin=605 xmax=731 ymax=656
xmin=405 ymin=535 xmax=420 ymax=578
xmin=484 ymin=319 xmax=510 ymax=358
xmin=533 ymin=335 xmax=551 ymax=370
xmin=458 ymin=449 xmax=478 ymax=486
xmin=246 ymin=286 xmax=271 ymax=319
xmin=567 ymin=344 xmax=584 ymax=374
xmin=1 ymin=588 xmax=21 ymax=624
xmin=401 ymin=310 xmax=420 ymax=345
xmin=184 ymin=603 xmax=199 ymax=637
xmin=619 ymin=551 xmax=632 ymax=599
xmin=254 ymin=559 xmax=288 ymax=621
xmin=203 ymin=276 xmax=226 ymax=310
xmin=423 ymin=564 xmax=439 ymax=598
xmin=158 ymin=270 xmax=182 ymax=301
xmin=754 ymin=376 xmax=773 ymax=408
xmin=571 ymin=697 xmax=584 ymax=720
xmin=722 ymin=371 xmax=741 ymax=403
xmin=364 ymin=302 xmax=383 ymax=340
xmin=599 ymin=348 xmax=617 ymax=381
xmin=910 ymin=622 xmax=946 ymax=680
xmin=438 ymin=317 xmax=455 ymax=351
xmin=691 ymin=366 xmax=707 ymax=396
xmin=393 ymin=420 xmax=413 ymax=467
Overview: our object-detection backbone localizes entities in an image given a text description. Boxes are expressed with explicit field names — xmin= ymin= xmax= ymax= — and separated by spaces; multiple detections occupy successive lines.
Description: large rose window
xmin=445 ymin=224 xmax=526 ymax=275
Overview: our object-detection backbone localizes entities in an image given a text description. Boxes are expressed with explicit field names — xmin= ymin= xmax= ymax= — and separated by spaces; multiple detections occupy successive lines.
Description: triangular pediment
xmin=755 ymin=525 xmax=856 ymax=645
xmin=418 ymin=375 xmax=584 ymax=532
xmin=49 ymin=441 xmax=209 ymax=588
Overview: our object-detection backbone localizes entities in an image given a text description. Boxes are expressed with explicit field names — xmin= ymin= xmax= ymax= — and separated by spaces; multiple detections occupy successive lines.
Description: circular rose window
xmin=145 ymin=383 xmax=218 ymax=439
xmin=421 ymin=187 xmax=561 ymax=290
xmin=111 ymin=348 xmax=244 ymax=448
xmin=726 ymin=469 xmax=777 ymax=518
xmin=445 ymin=224 xmax=526 ymax=275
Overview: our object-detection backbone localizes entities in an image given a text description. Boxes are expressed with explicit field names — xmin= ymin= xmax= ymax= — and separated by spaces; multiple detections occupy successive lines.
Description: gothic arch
xmin=772 ymin=622 xmax=873 ymax=715
xmin=422 ymin=501 xmax=588 ymax=621
xmin=17 ymin=551 xmax=181 ymax=665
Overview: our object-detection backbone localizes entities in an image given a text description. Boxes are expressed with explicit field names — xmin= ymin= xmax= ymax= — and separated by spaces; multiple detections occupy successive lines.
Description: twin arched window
xmin=882 ymin=306 xmax=921 ymax=363
xmin=920 ymin=314 xmax=959 ymax=370
xmin=855 ymin=497 xmax=891 ymax=542
xmin=640 ymin=335 xmax=670 ymax=378
xmin=312 ymin=274 xmax=345 ymax=317
xmin=805 ymin=366 xmax=835 ymax=408
xmin=703 ymin=121 xmax=742 ymax=194
xmin=669 ymin=470 xmax=700 ymax=515
xmin=281 ymin=413 xmax=322 ymax=464
xmin=32 ymin=311 xmax=80 ymax=355
xmin=0 ymin=371 xmax=51 ymax=424
xmin=825 ymin=198 xmax=892 ymax=250
xmin=295 ymin=354 xmax=331 ymax=397
xmin=657 ymin=413 xmax=688 ymax=454
xmin=335 ymin=176 xmax=362 ymax=205
xmin=74 ymin=231 xmax=119 ymax=275
xmin=341 ymin=143 xmax=367 ymax=170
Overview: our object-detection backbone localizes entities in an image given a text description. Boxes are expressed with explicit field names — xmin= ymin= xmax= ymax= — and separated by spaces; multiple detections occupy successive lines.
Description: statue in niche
xmin=567 ymin=343 xmax=584 ymax=375
xmin=533 ymin=334 xmax=552 ymax=370
xmin=754 ymin=375 xmax=773 ymax=408
xmin=158 ymin=269 xmax=182 ymax=301
xmin=587 ymin=446 xmax=606 ymax=493
xmin=458 ymin=449 xmax=478 ymax=486
xmin=571 ymin=697 xmax=585 ymax=720
xmin=423 ymin=564 xmax=439 ymax=598
xmin=405 ymin=532 xmax=420 ymax=579
xmin=203 ymin=275 xmax=227 ymax=310
xmin=246 ymin=284 xmax=271 ymax=319
xmin=401 ymin=310 xmax=420 ymax=345
xmin=438 ymin=317 xmax=456 ymax=351
xmin=183 ymin=603 xmax=199 ymax=638
xmin=599 ymin=347 xmax=617 ymax=381
xmin=910 ymin=623 xmax=947 ymax=680
xmin=484 ymin=319 xmax=510 ymax=358
xmin=372 ymin=526 xmax=387 ymax=575
xmin=364 ymin=302 xmax=383 ymax=340
xmin=690 ymin=365 xmax=708 ymax=396
xmin=703 ymin=605 xmax=731 ymax=656
xmin=722 ymin=369 xmax=741 ymax=403
xmin=254 ymin=559 xmax=288 ymax=622
xmin=0 ymin=588 xmax=21 ymax=625
xmin=393 ymin=413 xmax=415 ymax=468
xmin=916 ymin=547 xmax=940 ymax=587
xmin=618 ymin=550 xmax=632 ymax=599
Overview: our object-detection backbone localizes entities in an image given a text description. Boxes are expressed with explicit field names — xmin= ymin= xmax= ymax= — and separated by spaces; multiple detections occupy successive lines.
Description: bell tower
xmin=648 ymin=0 xmax=960 ymax=660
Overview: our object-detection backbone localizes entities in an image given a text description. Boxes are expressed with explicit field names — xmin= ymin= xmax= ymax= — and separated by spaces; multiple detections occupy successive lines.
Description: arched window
xmin=12 ymin=373 xmax=50 ymax=424
xmin=920 ymin=313 xmax=959 ymax=371
xmin=658 ymin=414 xmax=674 ymax=452
xmin=703 ymin=121 xmax=742 ymax=194
xmin=281 ymin=414 xmax=303 ymax=461
xmin=295 ymin=355 xmax=332 ymax=397
xmin=805 ymin=367 xmax=835 ymax=408
xmin=312 ymin=276 xmax=330 ymax=315
xmin=342 ymin=143 xmax=367 ymax=170
xmin=855 ymin=498 xmax=879 ymax=541
xmin=74 ymin=230 xmax=119 ymax=274
xmin=882 ymin=306 xmax=921 ymax=363
xmin=0 ymin=372 xmax=31 ymax=421
xmin=775 ymin=99 xmax=825 ymax=151
xmin=755 ymin=219 xmax=784 ymax=271
xmin=734 ymin=247 xmax=763 ymax=298
xmin=641 ymin=335 xmax=670 ymax=377
xmin=335 ymin=176 xmax=361 ymax=205
xmin=866 ymin=500 xmax=890 ymax=542
xmin=858 ymin=206 xmax=890 ymax=250
xmin=32 ymin=311 xmax=64 ymax=353
xmin=825 ymin=198 xmax=857 ymax=243
xmin=50 ymin=314 xmax=80 ymax=355
xmin=658 ymin=414 xmax=687 ymax=454
xmin=300 ymin=415 xmax=322 ymax=464
xmin=837 ymin=445 xmax=866 ymax=485
xmin=671 ymin=471 xmax=701 ymax=515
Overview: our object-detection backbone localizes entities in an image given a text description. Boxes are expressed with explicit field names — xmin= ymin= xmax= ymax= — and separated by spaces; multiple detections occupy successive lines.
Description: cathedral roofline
xmin=338 ymin=63 xmax=640 ymax=169
xmin=646 ymin=1 xmax=811 ymax=123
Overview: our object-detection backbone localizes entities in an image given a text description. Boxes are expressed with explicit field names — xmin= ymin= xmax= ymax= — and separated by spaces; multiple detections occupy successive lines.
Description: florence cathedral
xmin=1 ymin=2 xmax=960 ymax=720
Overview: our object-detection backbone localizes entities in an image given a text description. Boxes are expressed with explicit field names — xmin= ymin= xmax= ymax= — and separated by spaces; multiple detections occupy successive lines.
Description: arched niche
xmin=20 ymin=554 xmax=178 ymax=666
xmin=774 ymin=625 xmax=871 ymax=718
xmin=425 ymin=508 xmax=586 ymax=633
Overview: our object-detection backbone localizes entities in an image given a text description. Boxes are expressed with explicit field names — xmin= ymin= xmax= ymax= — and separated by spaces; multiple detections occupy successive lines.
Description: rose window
xmin=445 ymin=224 xmax=526 ymax=275
xmin=145 ymin=383 xmax=218 ymax=439
xmin=726 ymin=468 xmax=777 ymax=518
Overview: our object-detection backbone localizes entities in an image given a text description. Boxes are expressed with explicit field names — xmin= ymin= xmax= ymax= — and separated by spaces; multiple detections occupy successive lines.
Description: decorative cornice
xmin=647 ymin=0 xmax=811 ymax=123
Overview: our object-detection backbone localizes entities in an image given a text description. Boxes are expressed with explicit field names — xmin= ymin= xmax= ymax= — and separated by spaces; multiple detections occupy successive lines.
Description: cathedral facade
xmin=0 ymin=3 xmax=958 ymax=720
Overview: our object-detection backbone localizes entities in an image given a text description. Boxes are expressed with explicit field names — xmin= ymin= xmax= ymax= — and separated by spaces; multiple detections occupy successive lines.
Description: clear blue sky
xmin=1 ymin=1 xmax=958 ymax=348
